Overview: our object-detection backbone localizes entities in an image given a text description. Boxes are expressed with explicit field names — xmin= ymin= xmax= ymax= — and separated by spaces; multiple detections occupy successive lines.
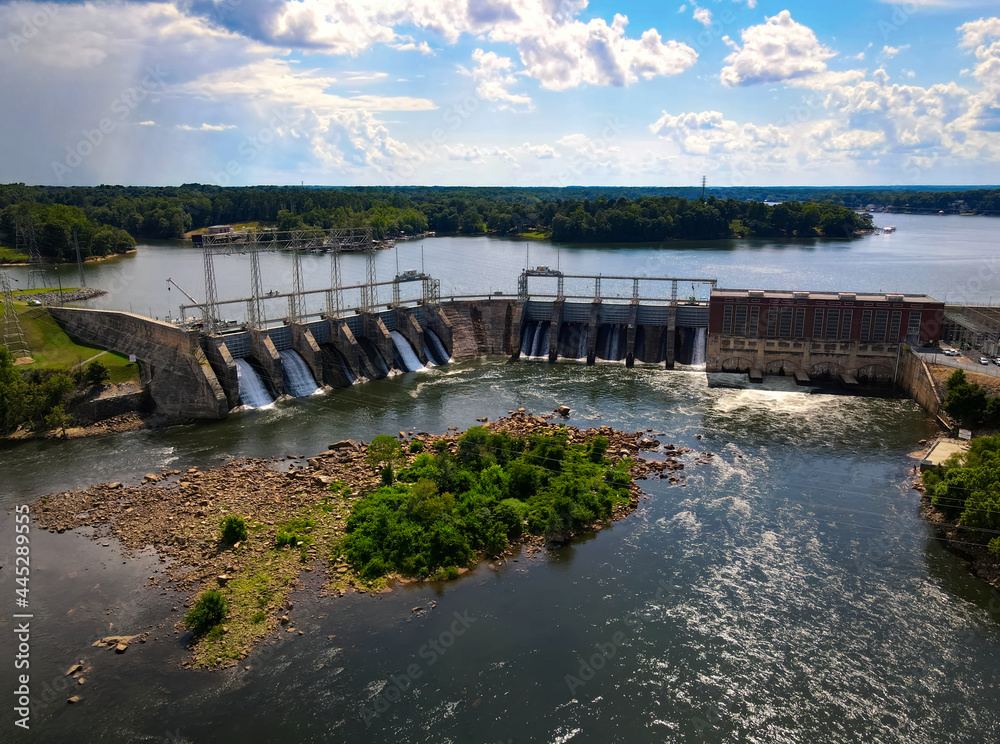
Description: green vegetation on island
xmin=340 ymin=427 xmax=632 ymax=580
xmin=923 ymin=433 xmax=1000 ymax=556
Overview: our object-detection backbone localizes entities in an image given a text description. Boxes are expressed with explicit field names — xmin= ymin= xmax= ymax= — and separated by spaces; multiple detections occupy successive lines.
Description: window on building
xmin=907 ymin=311 xmax=922 ymax=338
xmin=873 ymin=310 xmax=889 ymax=341
xmin=767 ymin=307 xmax=778 ymax=338
xmin=826 ymin=309 xmax=840 ymax=339
xmin=812 ymin=308 xmax=825 ymax=338
xmin=723 ymin=305 xmax=733 ymax=335
xmin=889 ymin=311 xmax=902 ymax=341
xmin=793 ymin=308 xmax=805 ymax=338
xmin=779 ymin=307 xmax=794 ymax=338
xmin=748 ymin=306 xmax=760 ymax=338
xmin=734 ymin=305 xmax=748 ymax=336
xmin=860 ymin=309 xmax=872 ymax=341
xmin=841 ymin=309 xmax=853 ymax=339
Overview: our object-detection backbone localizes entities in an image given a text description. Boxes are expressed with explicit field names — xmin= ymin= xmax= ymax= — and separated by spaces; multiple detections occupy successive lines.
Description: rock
xmin=412 ymin=606 xmax=423 ymax=613
xmin=280 ymin=615 xmax=290 ymax=625
xmin=66 ymin=663 xmax=83 ymax=676
xmin=107 ymin=482 xmax=122 ymax=489
xmin=329 ymin=440 xmax=358 ymax=450
xmin=77 ymin=678 xmax=86 ymax=685
xmin=114 ymin=643 xmax=128 ymax=654
xmin=555 ymin=405 xmax=571 ymax=417
xmin=314 ymin=475 xmax=334 ymax=486
xmin=217 ymin=574 xmax=231 ymax=585
xmin=67 ymin=696 xmax=82 ymax=704
xmin=399 ymin=431 xmax=406 ymax=438
xmin=143 ymin=473 xmax=159 ymax=483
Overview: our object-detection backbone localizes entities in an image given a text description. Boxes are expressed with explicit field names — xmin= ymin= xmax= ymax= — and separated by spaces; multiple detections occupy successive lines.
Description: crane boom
xmin=166 ymin=277 xmax=200 ymax=305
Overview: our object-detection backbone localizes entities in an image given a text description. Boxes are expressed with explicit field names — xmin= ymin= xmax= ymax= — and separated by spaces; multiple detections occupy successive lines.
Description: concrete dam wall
xmin=49 ymin=299 xmax=707 ymax=421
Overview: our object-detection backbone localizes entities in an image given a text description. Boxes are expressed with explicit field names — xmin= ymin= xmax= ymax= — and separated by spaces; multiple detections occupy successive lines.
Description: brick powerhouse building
xmin=706 ymin=289 xmax=944 ymax=380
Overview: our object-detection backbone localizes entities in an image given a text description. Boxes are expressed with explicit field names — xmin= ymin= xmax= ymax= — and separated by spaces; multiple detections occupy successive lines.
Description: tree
xmin=366 ymin=434 xmax=402 ymax=473
xmin=85 ymin=359 xmax=110 ymax=386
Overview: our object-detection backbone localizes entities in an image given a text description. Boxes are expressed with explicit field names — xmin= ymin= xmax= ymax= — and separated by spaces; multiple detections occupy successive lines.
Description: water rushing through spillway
xmin=390 ymin=331 xmax=426 ymax=372
xmin=234 ymin=357 xmax=274 ymax=407
xmin=279 ymin=350 xmax=321 ymax=397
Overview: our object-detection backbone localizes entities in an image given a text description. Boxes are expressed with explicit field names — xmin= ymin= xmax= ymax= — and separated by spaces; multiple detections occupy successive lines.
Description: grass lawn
xmin=1 ymin=295 xmax=139 ymax=384
xmin=0 ymin=247 xmax=30 ymax=263
xmin=518 ymin=230 xmax=550 ymax=240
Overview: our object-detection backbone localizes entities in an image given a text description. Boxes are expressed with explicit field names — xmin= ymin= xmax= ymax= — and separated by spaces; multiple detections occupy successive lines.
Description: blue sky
xmin=1 ymin=0 xmax=998 ymax=187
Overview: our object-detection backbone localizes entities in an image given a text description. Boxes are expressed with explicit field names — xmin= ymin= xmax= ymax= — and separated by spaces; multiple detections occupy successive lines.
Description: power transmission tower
xmin=360 ymin=229 xmax=377 ymax=313
xmin=16 ymin=213 xmax=45 ymax=290
xmin=701 ymin=176 xmax=707 ymax=201
xmin=247 ymin=232 xmax=264 ymax=329
xmin=1 ymin=270 xmax=31 ymax=361
xmin=289 ymin=230 xmax=305 ymax=322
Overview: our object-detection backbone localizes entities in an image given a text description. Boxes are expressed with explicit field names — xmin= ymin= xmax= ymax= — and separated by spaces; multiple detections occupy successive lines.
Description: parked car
xmin=980 ymin=357 xmax=990 ymax=365
xmin=942 ymin=348 xmax=960 ymax=356
xmin=995 ymin=357 xmax=1000 ymax=366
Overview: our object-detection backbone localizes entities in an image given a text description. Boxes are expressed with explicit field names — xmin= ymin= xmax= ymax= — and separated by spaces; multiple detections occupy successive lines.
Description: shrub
xmin=85 ymin=359 xmax=110 ymax=386
xmin=219 ymin=514 xmax=248 ymax=545
xmin=408 ymin=439 xmax=425 ymax=453
xmin=185 ymin=590 xmax=228 ymax=633
xmin=589 ymin=435 xmax=609 ymax=463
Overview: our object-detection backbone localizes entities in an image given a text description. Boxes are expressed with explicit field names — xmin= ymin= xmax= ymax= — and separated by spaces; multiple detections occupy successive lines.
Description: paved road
xmin=914 ymin=349 xmax=1000 ymax=378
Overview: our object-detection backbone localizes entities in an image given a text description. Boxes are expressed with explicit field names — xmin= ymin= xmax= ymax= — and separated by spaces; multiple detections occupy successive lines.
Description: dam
xmin=40 ymin=229 xmax=946 ymax=422
xmin=47 ymin=263 xmax=717 ymax=420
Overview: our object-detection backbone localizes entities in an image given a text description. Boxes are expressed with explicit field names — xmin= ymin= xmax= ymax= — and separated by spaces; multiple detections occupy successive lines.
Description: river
xmin=2 ymin=214 xmax=1000 ymax=743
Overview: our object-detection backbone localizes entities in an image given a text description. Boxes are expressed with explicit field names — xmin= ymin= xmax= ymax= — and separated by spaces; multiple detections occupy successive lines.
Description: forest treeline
xmin=3 ymin=182 xmax=994 ymax=260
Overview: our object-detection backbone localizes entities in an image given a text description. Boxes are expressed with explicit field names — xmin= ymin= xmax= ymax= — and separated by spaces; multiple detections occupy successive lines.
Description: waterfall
xmin=234 ymin=358 xmax=274 ymax=408
xmin=606 ymin=325 xmax=621 ymax=361
xmin=391 ymin=331 xmax=426 ymax=372
xmin=426 ymin=329 xmax=451 ymax=365
xmin=520 ymin=321 xmax=536 ymax=357
xmin=538 ymin=323 xmax=551 ymax=357
xmin=576 ymin=324 xmax=588 ymax=359
xmin=530 ymin=322 xmax=545 ymax=357
xmin=279 ymin=350 xmax=320 ymax=397
xmin=691 ymin=327 xmax=707 ymax=366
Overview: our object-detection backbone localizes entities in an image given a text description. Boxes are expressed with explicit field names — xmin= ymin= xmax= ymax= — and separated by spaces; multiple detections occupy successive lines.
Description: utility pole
xmin=73 ymin=225 xmax=86 ymax=288
xmin=701 ymin=176 xmax=707 ymax=201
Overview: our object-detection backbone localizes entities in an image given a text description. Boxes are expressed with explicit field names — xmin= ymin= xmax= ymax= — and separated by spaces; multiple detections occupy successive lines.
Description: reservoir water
xmin=2 ymin=213 xmax=1000 ymax=742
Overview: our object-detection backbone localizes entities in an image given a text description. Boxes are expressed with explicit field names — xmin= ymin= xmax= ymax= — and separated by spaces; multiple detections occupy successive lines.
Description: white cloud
xmin=693 ymin=7 xmax=712 ymax=27
xmin=720 ymin=10 xmax=837 ymax=87
xmin=138 ymin=121 xmax=156 ymax=127
xmin=189 ymin=0 xmax=696 ymax=91
xmin=516 ymin=14 xmax=697 ymax=90
xmin=461 ymin=49 xmax=533 ymax=110
xmin=649 ymin=109 xmax=788 ymax=155
xmin=881 ymin=44 xmax=909 ymax=58
xmin=178 ymin=123 xmax=238 ymax=131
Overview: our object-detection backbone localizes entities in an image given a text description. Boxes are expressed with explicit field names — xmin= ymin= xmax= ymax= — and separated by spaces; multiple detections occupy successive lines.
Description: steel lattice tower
xmin=1 ymin=270 xmax=31 ymax=360
xmin=360 ymin=230 xmax=377 ymax=313
xmin=328 ymin=245 xmax=343 ymax=318
xmin=289 ymin=230 xmax=305 ymax=322
xmin=202 ymin=244 xmax=220 ymax=333
xmin=247 ymin=233 xmax=264 ymax=329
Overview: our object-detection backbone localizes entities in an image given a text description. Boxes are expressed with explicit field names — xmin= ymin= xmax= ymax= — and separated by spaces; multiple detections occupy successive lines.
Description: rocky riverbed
xmin=31 ymin=410 xmax=713 ymax=667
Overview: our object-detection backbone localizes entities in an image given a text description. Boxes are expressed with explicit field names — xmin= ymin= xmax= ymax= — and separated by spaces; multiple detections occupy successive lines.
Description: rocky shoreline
xmin=31 ymin=410 xmax=714 ymax=668
xmin=918 ymin=494 xmax=1000 ymax=591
